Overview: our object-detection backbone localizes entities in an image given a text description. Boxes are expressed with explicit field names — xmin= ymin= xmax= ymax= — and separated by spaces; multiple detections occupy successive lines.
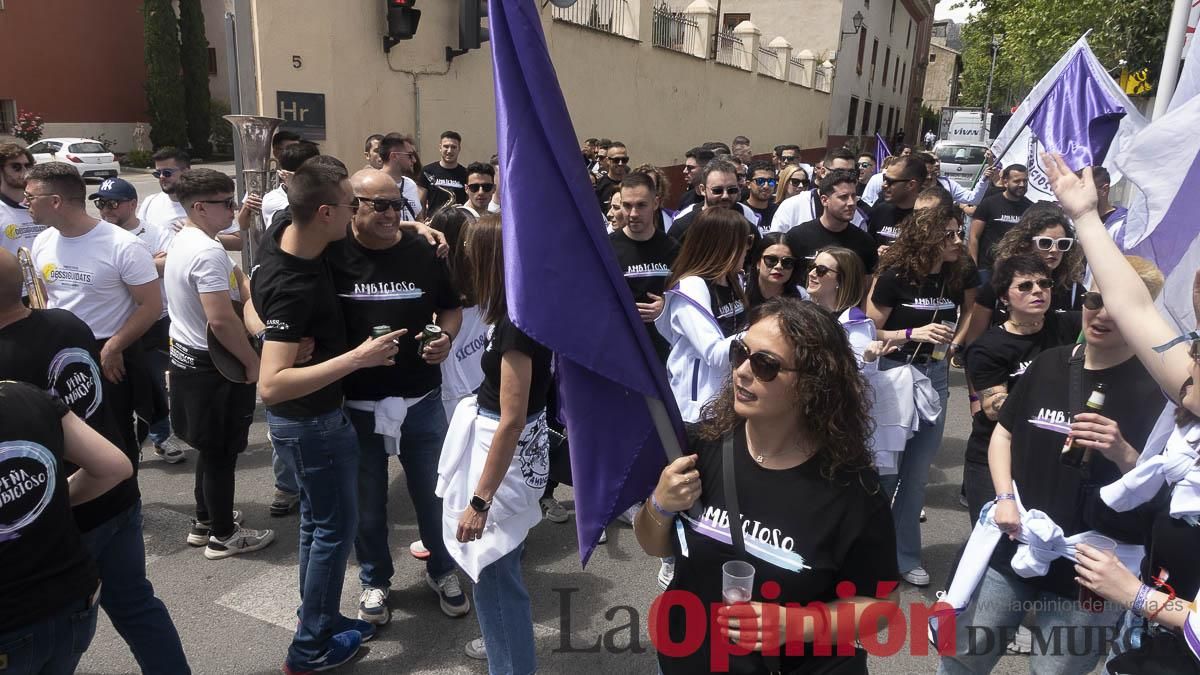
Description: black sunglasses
xmin=1083 ymin=291 xmax=1104 ymax=311
xmin=466 ymin=183 xmax=495 ymax=193
xmin=810 ymin=264 xmax=840 ymax=278
xmin=196 ymin=198 xmax=236 ymax=210
xmin=152 ymin=168 xmax=179 ymax=178
xmin=788 ymin=177 xmax=808 ymax=188
xmin=730 ymin=338 xmax=799 ymax=383
xmin=354 ymin=195 xmax=406 ymax=213
xmin=608 ymin=157 xmax=630 ymax=165
xmin=92 ymin=198 xmax=131 ymax=210
xmin=707 ymin=186 xmax=740 ymax=196
xmin=1032 ymin=236 xmax=1074 ymax=252
xmin=761 ymin=254 xmax=795 ymax=270
xmin=1013 ymin=278 xmax=1054 ymax=293
xmin=881 ymin=175 xmax=915 ymax=186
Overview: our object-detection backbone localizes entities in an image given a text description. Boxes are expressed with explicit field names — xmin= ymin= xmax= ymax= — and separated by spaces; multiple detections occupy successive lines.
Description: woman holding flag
xmin=1042 ymin=153 xmax=1200 ymax=672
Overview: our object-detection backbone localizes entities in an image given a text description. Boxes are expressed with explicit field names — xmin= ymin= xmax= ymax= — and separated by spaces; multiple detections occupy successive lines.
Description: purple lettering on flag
xmin=1026 ymin=50 xmax=1126 ymax=171
xmin=489 ymin=0 xmax=683 ymax=564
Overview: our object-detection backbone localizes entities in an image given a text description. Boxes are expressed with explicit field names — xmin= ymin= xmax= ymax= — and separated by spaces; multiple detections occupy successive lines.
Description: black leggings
xmin=194 ymin=449 xmax=239 ymax=538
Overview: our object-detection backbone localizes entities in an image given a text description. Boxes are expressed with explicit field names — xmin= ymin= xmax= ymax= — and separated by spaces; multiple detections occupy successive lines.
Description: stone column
xmin=683 ymin=0 xmax=715 ymax=60
xmin=768 ymin=36 xmax=791 ymax=81
xmin=733 ymin=20 xmax=760 ymax=72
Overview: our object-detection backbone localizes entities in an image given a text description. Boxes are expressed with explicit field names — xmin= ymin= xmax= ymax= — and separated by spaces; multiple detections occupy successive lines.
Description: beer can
xmin=371 ymin=325 xmax=392 ymax=339
xmin=418 ymin=324 xmax=442 ymax=355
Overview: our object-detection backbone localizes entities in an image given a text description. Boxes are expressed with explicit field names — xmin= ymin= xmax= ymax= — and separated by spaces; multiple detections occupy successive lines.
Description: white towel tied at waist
xmin=435 ymin=396 xmax=549 ymax=582
xmin=930 ymin=483 xmax=1145 ymax=642
xmin=346 ymin=390 xmax=436 ymax=456
xmin=1100 ymin=421 xmax=1200 ymax=521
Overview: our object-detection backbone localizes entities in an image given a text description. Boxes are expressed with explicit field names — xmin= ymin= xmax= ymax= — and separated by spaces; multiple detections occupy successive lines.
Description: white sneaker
xmin=902 ymin=566 xmax=931 ymax=587
xmin=598 ymin=529 xmax=608 ymax=544
xmin=657 ymin=559 xmax=675 ymax=590
xmin=426 ymin=572 xmax=470 ymax=617
xmin=357 ymin=587 xmax=391 ymax=625
xmin=616 ymin=504 xmax=639 ymax=525
xmin=464 ymin=637 xmax=487 ymax=660
xmin=1007 ymin=625 xmax=1033 ymax=654
xmin=203 ymin=524 xmax=275 ymax=560
xmin=153 ymin=436 xmax=188 ymax=464
xmin=539 ymin=496 xmax=569 ymax=523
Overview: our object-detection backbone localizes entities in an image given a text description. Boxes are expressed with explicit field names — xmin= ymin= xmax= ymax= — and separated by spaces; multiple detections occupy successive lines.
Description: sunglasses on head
xmin=788 ymin=177 xmax=808 ymax=188
xmin=354 ymin=196 xmax=406 ymax=212
xmin=1083 ymin=291 xmax=1104 ymax=311
xmin=730 ymin=338 xmax=799 ymax=383
xmin=1013 ymin=278 xmax=1054 ymax=293
xmin=609 ymin=156 xmax=629 ymax=165
xmin=761 ymin=254 xmax=796 ymax=270
xmin=810 ymin=264 xmax=840 ymax=278
xmin=152 ymin=168 xmax=179 ymax=178
xmin=753 ymin=177 xmax=778 ymax=188
xmin=1032 ymin=235 xmax=1074 ymax=252
xmin=466 ymin=183 xmax=495 ymax=193
xmin=707 ymin=185 xmax=739 ymax=196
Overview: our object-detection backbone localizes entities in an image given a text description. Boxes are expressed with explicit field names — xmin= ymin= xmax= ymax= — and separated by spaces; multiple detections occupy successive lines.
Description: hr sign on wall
xmin=276 ymin=91 xmax=326 ymax=141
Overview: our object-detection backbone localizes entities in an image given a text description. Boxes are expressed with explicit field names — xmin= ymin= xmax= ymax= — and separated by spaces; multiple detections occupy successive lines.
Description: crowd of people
xmin=0 ymin=124 xmax=1197 ymax=675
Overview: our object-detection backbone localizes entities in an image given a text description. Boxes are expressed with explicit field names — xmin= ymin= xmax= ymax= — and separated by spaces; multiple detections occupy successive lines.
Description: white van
xmin=945 ymin=111 xmax=993 ymax=144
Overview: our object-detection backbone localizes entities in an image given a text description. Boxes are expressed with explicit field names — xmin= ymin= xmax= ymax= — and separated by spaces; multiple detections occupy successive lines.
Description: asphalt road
xmin=76 ymin=172 xmax=1092 ymax=673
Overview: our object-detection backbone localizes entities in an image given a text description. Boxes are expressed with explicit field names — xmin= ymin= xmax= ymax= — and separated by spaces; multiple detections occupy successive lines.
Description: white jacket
xmin=655 ymin=276 xmax=737 ymax=422
xmin=771 ymin=188 xmax=867 ymax=233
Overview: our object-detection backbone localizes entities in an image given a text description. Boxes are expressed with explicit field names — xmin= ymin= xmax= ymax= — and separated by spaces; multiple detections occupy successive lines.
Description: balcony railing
xmin=651 ymin=2 xmax=701 ymax=56
xmin=552 ymin=0 xmax=637 ymax=40
xmin=715 ymin=29 xmax=747 ymax=69
xmin=757 ymin=45 xmax=781 ymax=79
xmin=788 ymin=56 xmax=810 ymax=87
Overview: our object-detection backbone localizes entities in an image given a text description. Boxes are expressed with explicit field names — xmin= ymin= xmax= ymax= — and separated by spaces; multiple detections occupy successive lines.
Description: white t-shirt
xmin=165 ymin=226 xmax=238 ymax=350
xmin=0 ymin=194 xmax=45 ymax=256
xmin=394 ymin=177 xmax=421 ymax=221
xmin=137 ymin=192 xmax=188 ymax=233
xmin=260 ymin=186 xmax=288 ymax=229
xmin=31 ymin=221 xmax=159 ymax=340
xmin=126 ymin=219 xmax=174 ymax=317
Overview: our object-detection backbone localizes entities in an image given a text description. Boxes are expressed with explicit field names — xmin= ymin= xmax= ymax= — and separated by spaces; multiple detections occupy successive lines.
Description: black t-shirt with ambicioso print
xmin=0 ymin=381 xmax=98 ymax=633
xmin=660 ymin=424 xmax=898 ymax=675
xmin=963 ymin=311 xmax=1082 ymax=464
xmin=973 ymin=194 xmax=1033 ymax=270
xmin=866 ymin=202 xmax=913 ymax=247
xmin=326 ymin=230 xmax=461 ymax=400
xmin=417 ymin=162 xmax=469 ymax=212
xmin=871 ymin=266 xmax=979 ymax=361
xmin=250 ymin=219 xmax=348 ymax=418
xmin=785 ymin=219 xmax=879 ymax=275
xmin=0 ymin=308 xmax=137 ymax=532
xmin=709 ymin=281 xmax=746 ymax=337
xmin=609 ymin=229 xmax=679 ymax=362
xmin=476 ymin=316 xmax=553 ymax=418
xmin=974 ymin=280 xmax=1086 ymax=326
xmin=992 ymin=347 xmax=1165 ymax=597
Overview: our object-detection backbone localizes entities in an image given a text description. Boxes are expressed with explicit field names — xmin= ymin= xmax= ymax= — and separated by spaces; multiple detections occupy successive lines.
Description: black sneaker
xmin=186 ymin=510 xmax=244 ymax=546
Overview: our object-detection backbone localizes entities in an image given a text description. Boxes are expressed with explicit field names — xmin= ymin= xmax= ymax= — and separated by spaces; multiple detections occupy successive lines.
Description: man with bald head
xmin=324 ymin=168 xmax=467 ymax=625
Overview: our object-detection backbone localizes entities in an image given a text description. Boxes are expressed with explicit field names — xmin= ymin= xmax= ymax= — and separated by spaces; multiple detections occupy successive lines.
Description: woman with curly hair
xmin=866 ymin=205 xmax=978 ymax=587
xmin=774 ymin=164 xmax=809 ymax=205
xmin=963 ymin=202 xmax=1085 ymax=345
xmin=635 ymin=298 xmax=899 ymax=674
xmin=632 ymin=163 xmax=675 ymax=231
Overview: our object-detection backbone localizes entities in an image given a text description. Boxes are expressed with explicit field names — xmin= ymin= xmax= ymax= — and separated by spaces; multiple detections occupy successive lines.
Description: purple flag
xmin=874 ymin=133 xmax=891 ymax=171
xmin=1026 ymin=50 xmax=1126 ymax=171
xmin=489 ymin=0 xmax=684 ymax=564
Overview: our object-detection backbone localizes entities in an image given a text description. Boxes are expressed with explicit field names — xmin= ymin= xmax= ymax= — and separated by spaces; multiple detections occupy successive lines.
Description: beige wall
xmin=923 ymin=43 xmax=960 ymax=113
xmin=246 ymin=0 xmax=830 ymax=169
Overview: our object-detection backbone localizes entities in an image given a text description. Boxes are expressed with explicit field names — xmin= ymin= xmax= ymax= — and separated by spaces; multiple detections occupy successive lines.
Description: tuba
xmin=224 ymin=115 xmax=283 ymax=272
xmin=17 ymin=246 xmax=47 ymax=309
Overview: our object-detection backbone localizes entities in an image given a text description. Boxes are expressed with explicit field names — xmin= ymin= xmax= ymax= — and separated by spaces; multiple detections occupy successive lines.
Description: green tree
xmin=956 ymin=0 xmax=1170 ymax=108
xmin=179 ymin=0 xmax=212 ymax=157
xmin=143 ymin=0 xmax=187 ymax=149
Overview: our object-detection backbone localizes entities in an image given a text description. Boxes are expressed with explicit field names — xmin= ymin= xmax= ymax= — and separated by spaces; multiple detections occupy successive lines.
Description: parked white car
xmin=27 ymin=137 xmax=120 ymax=180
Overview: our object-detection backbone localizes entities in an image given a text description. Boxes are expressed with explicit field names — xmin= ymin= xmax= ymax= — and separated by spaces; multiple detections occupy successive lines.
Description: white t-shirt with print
xmin=165 ymin=226 xmax=238 ymax=350
xmin=0 ymin=194 xmax=45 ymax=256
xmin=31 ymin=221 xmax=159 ymax=340
xmin=137 ymin=192 xmax=188 ymax=233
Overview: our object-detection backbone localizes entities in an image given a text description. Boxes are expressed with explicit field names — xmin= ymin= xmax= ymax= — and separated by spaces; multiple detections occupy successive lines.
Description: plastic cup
xmin=722 ymin=560 xmax=755 ymax=605
xmin=931 ymin=320 xmax=959 ymax=361
xmin=1077 ymin=534 xmax=1116 ymax=613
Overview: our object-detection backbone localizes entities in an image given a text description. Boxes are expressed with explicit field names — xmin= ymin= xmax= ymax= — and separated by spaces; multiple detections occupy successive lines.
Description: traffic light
xmin=383 ymin=0 xmax=421 ymax=53
xmin=449 ymin=0 xmax=488 ymax=59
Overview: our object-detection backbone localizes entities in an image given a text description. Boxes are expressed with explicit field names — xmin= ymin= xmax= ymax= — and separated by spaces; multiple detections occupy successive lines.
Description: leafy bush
xmin=12 ymin=110 xmax=44 ymax=144
xmin=122 ymin=149 xmax=153 ymax=168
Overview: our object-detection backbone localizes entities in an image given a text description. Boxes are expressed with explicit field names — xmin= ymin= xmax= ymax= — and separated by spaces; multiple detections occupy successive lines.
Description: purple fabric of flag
xmin=489 ymin=0 xmax=683 ymax=564
xmin=1026 ymin=50 xmax=1126 ymax=171
xmin=875 ymin=133 xmax=892 ymax=170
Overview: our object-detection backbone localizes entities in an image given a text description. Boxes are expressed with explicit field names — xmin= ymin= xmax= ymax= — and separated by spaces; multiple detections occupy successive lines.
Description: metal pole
xmin=981 ymin=36 xmax=998 ymax=142
xmin=224 ymin=12 xmax=244 ymax=200
xmin=1154 ymin=0 xmax=1192 ymax=119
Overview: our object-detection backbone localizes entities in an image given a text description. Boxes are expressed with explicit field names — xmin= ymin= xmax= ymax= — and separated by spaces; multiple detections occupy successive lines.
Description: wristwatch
xmin=469 ymin=494 xmax=492 ymax=512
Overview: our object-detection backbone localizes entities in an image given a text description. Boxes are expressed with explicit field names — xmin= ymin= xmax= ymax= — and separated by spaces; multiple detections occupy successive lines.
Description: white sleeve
xmin=117 ymin=236 xmax=161 ymax=287
xmin=739 ymin=203 xmax=761 ymax=227
xmin=191 ymin=247 xmax=233 ymax=294
xmin=943 ymin=176 xmax=975 ymax=204
xmin=666 ymin=277 xmax=735 ymax=369
xmin=861 ymin=173 xmax=884 ymax=207
xmin=135 ymin=194 xmax=151 ymax=222
xmin=402 ymin=178 xmax=421 ymax=211
xmin=844 ymin=319 xmax=878 ymax=372
xmin=771 ymin=192 xmax=812 ymax=233
xmin=967 ymin=175 xmax=991 ymax=205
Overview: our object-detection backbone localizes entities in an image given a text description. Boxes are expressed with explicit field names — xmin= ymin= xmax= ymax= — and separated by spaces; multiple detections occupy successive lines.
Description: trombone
xmin=17 ymin=246 xmax=47 ymax=309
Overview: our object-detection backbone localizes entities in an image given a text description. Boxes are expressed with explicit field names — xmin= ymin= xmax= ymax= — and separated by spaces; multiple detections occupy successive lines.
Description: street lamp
xmin=981 ymin=32 xmax=1004 ymax=142
xmin=838 ymin=11 xmax=864 ymax=51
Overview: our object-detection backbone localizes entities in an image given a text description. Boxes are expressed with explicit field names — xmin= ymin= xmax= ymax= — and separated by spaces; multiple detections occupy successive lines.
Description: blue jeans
xmin=0 ymin=598 xmax=97 ymax=675
xmin=347 ymin=393 xmax=454 ymax=588
xmin=80 ymin=500 xmax=190 ymax=674
xmin=144 ymin=340 xmax=171 ymax=446
xmin=267 ymin=408 xmax=361 ymax=665
xmin=473 ymin=544 xmax=536 ymax=675
xmin=273 ymin=446 xmax=299 ymax=495
xmin=879 ymin=357 xmax=950 ymax=574
xmin=938 ymin=567 xmax=1122 ymax=674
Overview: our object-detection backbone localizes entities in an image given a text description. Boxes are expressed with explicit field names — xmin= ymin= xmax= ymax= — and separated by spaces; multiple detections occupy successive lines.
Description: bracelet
xmin=994 ymin=493 xmax=1015 ymax=503
xmin=905 ymin=328 xmax=913 ymax=340
xmin=1131 ymin=584 xmax=1152 ymax=617
xmin=969 ymin=394 xmax=980 ymax=403
xmin=650 ymin=493 xmax=676 ymax=519
xmin=1147 ymin=588 xmax=1174 ymax=622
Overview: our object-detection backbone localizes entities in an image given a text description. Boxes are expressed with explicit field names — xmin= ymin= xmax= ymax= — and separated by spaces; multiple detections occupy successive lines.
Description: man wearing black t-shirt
xmin=741 ymin=160 xmax=778 ymax=231
xmin=785 ymin=170 xmax=879 ymax=277
xmin=940 ymin=265 xmax=1167 ymax=674
xmin=327 ymin=168 xmax=467 ymax=626
xmin=612 ymin=173 xmax=678 ymax=361
xmin=252 ymin=159 xmax=405 ymax=672
xmin=418 ymin=131 xmax=469 ymax=213
xmin=867 ymin=155 xmax=926 ymax=250
xmin=969 ymin=164 xmax=1032 ymax=275
xmin=595 ymin=141 xmax=630 ymax=210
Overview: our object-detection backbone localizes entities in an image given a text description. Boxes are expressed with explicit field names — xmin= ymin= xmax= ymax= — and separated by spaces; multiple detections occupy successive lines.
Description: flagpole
xmin=644 ymin=395 xmax=704 ymax=520
xmin=1154 ymin=0 xmax=1192 ymax=119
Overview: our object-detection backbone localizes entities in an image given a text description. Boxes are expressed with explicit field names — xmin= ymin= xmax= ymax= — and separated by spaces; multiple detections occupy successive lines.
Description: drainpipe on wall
xmin=386 ymin=53 xmax=452 ymax=154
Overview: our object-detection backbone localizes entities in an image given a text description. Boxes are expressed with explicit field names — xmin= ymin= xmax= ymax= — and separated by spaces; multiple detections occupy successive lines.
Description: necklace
xmin=1006 ymin=317 xmax=1043 ymax=332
